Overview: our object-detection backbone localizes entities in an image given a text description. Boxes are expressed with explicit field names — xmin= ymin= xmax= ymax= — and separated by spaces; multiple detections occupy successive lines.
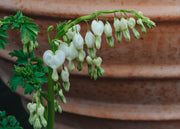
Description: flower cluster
xmin=43 ymin=11 xmax=156 ymax=83
xmin=27 ymin=103 xmax=47 ymax=129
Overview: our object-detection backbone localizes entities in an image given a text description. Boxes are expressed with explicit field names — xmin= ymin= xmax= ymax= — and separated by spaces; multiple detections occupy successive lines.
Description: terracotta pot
xmin=0 ymin=0 xmax=180 ymax=126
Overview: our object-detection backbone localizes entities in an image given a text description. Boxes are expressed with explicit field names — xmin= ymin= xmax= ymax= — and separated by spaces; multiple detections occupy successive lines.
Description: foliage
xmin=0 ymin=11 xmax=39 ymax=49
xmin=9 ymin=50 xmax=48 ymax=95
xmin=0 ymin=111 xmax=23 ymax=129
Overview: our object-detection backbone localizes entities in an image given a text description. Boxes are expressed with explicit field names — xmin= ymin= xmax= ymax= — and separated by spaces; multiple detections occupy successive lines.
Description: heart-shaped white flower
xmin=113 ymin=18 xmax=122 ymax=31
xmin=104 ymin=22 xmax=112 ymax=37
xmin=91 ymin=20 xmax=104 ymax=36
xmin=58 ymin=42 xmax=78 ymax=60
xmin=61 ymin=67 xmax=69 ymax=82
xmin=93 ymin=57 xmax=102 ymax=67
xmin=127 ymin=17 xmax=136 ymax=29
xmin=73 ymin=32 xmax=84 ymax=50
xmin=85 ymin=31 xmax=95 ymax=48
xmin=120 ymin=18 xmax=128 ymax=30
xmin=66 ymin=24 xmax=81 ymax=40
xmin=43 ymin=50 xmax=65 ymax=81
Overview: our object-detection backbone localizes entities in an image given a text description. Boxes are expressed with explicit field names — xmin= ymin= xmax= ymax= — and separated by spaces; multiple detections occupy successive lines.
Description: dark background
xmin=0 ymin=78 xmax=33 ymax=129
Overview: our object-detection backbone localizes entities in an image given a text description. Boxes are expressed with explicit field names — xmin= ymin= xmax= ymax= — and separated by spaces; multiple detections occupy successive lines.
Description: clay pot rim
xmin=0 ymin=0 xmax=180 ymax=21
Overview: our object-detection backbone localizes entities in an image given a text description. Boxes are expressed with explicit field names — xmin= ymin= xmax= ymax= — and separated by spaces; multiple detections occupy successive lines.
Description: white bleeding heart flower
xmin=93 ymin=57 xmax=102 ymax=67
xmin=120 ymin=18 xmax=130 ymax=41
xmin=61 ymin=67 xmax=69 ymax=82
xmin=27 ymin=103 xmax=36 ymax=113
xmin=40 ymin=115 xmax=47 ymax=127
xmin=66 ymin=24 xmax=81 ymax=40
xmin=58 ymin=42 xmax=78 ymax=60
xmin=86 ymin=56 xmax=93 ymax=65
xmin=127 ymin=17 xmax=136 ymax=29
xmin=120 ymin=18 xmax=128 ymax=30
xmin=113 ymin=18 xmax=122 ymax=43
xmin=37 ymin=104 xmax=44 ymax=116
xmin=73 ymin=32 xmax=84 ymax=50
xmin=33 ymin=115 xmax=42 ymax=129
xmin=113 ymin=18 xmax=122 ymax=31
xmin=91 ymin=20 xmax=104 ymax=49
xmin=104 ymin=22 xmax=112 ymax=37
xmin=43 ymin=50 xmax=65 ymax=81
xmin=91 ymin=20 xmax=104 ymax=36
xmin=85 ymin=31 xmax=95 ymax=48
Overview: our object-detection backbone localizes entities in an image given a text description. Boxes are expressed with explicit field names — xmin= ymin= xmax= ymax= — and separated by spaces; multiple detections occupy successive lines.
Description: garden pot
xmin=0 ymin=0 xmax=180 ymax=128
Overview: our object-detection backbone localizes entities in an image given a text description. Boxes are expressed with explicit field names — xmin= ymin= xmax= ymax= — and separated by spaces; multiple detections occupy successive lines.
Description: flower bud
xmin=68 ymin=60 xmax=75 ymax=71
xmin=33 ymin=116 xmax=42 ymax=129
xmin=40 ymin=115 xmax=47 ymax=127
xmin=120 ymin=18 xmax=128 ymax=30
xmin=104 ymin=22 xmax=112 ymax=37
xmin=113 ymin=18 xmax=122 ymax=43
xmin=85 ymin=31 xmax=95 ymax=48
xmin=131 ymin=28 xmax=140 ymax=39
xmin=58 ymin=89 xmax=67 ymax=103
xmin=73 ymin=32 xmax=84 ymax=50
xmin=37 ymin=104 xmax=44 ymax=116
xmin=93 ymin=57 xmax=102 ymax=67
xmin=27 ymin=103 xmax=36 ymax=113
xmin=61 ymin=67 xmax=69 ymax=82
xmin=66 ymin=24 xmax=81 ymax=40
xmin=137 ymin=19 xmax=146 ymax=33
xmin=47 ymin=25 xmax=53 ymax=32
xmin=28 ymin=113 xmax=34 ymax=125
xmin=86 ymin=56 xmax=93 ymax=65
xmin=113 ymin=18 xmax=121 ymax=32
xmin=63 ymin=82 xmax=70 ymax=92
xmin=57 ymin=105 xmax=62 ymax=113
xmin=127 ymin=17 xmax=136 ymax=29
xmin=91 ymin=20 xmax=104 ymax=36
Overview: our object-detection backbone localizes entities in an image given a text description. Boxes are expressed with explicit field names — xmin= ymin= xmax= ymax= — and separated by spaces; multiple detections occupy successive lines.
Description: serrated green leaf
xmin=0 ymin=30 xmax=8 ymax=37
xmin=24 ymin=83 xmax=34 ymax=95
xmin=34 ymin=72 xmax=45 ymax=77
xmin=9 ymin=76 xmax=23 ymax=91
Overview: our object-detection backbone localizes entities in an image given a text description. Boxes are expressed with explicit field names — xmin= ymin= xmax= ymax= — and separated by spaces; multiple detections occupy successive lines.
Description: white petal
xmin=73 ymin=33 xmax=84 ymax=50
xmin=85 ymin=31 xmax=95 ymax=48
xmin=104 ymin=22 xmax=112 ymax=37
xmin=91 ymin=20 xmax=104 ymax=36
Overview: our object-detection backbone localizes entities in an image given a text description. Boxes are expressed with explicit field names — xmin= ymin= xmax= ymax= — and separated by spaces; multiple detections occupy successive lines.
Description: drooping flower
xmin=43 ymin=50 xmax=65 ymax=81
xmin=104 ymin=22 xmax=114 ymax=47
xmin=66 ymin=24 xmax=81 ymax=40
xmin=91 ymin=20 xmax=104 ymax=49
xmin=120 ymin=18 xmax=130 ymax=41
xmin=127 ymin=17 xmax=140 ymax=39
xmin=113 ymin=18 xmax=122 ymax=43
xmin=85 ymin=31 xmax=95 ymax=49
xmin=61 ymin=67 xmax=69 ymax=82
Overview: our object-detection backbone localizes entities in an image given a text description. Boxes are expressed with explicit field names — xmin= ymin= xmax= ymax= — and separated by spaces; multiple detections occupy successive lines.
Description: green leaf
xmin=0 ymin=30 xmax=8 ymax=37
xmin=9 ymin=76 xmax=23 ymax=91
xmin=24 ymin=83 xmax=34 ymax=95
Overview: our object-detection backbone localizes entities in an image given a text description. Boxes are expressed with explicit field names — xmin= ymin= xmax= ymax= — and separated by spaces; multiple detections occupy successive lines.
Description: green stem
xmin=55 ymin=9 xmax=136 ymax=39
xmin=46 ymin=68 xmax=55 ymax=129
